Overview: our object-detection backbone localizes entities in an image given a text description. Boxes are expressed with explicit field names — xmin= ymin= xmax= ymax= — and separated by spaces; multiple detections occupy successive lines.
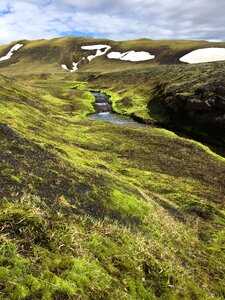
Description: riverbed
xmin=88 ymin=91 xmax=225 ymax=157
xmin=89 ymin=92 xmax=144 ymax=126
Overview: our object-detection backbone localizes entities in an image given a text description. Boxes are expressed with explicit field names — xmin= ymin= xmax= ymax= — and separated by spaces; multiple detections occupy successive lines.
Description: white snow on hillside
xmin=180 ymin=48 xmax=225 ymax=64
xmin=81 ymin=45 xmax=111 ymax=50
xmin=71 ymin=62 xmax=79 ymax=72
xmin=81 ymin=45 xmax=111 ymax=61
xmin=61 ymin=46 xmax=154 ymax=72
xmin=0 ymin=44 xmax=23 ymax=61
xmin=107 ymin=51 xmax=155 ymax=62
xmin=61 ymin=64 xmax=69 ymax=71
xmin=107 ymin=52 xmax=122 ymax=59
xmin=61 ymin=61 xmax=80 ymax=72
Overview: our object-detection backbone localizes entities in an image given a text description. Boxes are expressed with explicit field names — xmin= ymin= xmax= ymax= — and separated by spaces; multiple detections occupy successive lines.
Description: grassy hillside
xmin=0 ymin=73 xmax=224 ymax=299
xmin=1 ymin=36 xmax=224 ymax=146
xmin=1 ymin=37 xmax=225 ymax=76
xmin=0 ymin=37 xmax=225 ymax=299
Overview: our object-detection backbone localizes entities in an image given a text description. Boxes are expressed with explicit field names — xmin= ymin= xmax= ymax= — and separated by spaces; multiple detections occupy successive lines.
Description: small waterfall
xmin=89 ymin=91 xmax=144 ymax=126
xmin=92 ymin=92 xmax=112 ymax=114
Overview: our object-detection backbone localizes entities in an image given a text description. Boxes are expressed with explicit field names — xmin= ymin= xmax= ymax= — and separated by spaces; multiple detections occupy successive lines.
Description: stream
xmin=88 ymin=91 xmax=225 ymax=158
xmin=89 ymin=92 xmax=144 ymax=126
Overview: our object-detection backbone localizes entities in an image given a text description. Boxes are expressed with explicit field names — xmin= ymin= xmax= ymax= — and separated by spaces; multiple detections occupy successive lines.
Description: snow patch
xmin=71 ymin=62 xmax=79 ymax=72
xmin=61 ymin=61 xmax=80 ymax=72
xmin=61 ymin=64 xmax=69 ymax=71
xmin=81 ymin=44 xmax=111 ymax=61
xmin=0 ymin=43 xmax=23 ymax=61
xmin=107 ymin=51 xmax=155 ymax=62
xmin=107 ymin=52 xmax=123 ymax=59
xmin=61 ymin=45 xmax=154 ymax=72
xmin=180 ymin=48 xmax=225 ymax=64
xmin=81 ymin=45 xmax=111 ymax=50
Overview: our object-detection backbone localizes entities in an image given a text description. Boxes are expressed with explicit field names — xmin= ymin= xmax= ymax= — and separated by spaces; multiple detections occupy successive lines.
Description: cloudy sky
xmin=0 ymin=0 xmax=224 ymax=45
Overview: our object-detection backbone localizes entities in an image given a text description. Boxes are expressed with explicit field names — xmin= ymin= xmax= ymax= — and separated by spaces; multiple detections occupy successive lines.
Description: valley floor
xmin=0 ymin=73 xmax=224 ymax=299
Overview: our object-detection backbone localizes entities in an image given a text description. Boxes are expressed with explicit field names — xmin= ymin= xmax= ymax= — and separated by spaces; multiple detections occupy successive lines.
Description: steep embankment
xmin=0 ymin=74 xmax=224 ymax=299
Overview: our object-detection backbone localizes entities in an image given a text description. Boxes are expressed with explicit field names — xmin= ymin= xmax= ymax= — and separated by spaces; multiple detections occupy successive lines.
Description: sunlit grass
xmin=0 ymin=69 xmax=224 ymax=299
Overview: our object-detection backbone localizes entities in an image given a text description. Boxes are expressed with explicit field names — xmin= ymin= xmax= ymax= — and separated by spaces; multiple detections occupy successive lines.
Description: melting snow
xmin=107 ymin=51 xmax=155 ymax=62
xmin=71 ymin=62 xmax=79 ymax=72
xmin=180 ymin=48 xmax=225 ymax=64
xmin=61 ymin=64 xmax=69 ymax=71
xmin=61 ymin=45 xmax=154 ymax=72
xmin=61 ymin=61 xmax=80 ymax=72
xmin=81 ymin=45 xmax=111 ymax=50
xmin=0 ymin=43 xmax=23 ymax=61
xmin=107 ymin=52 xmax=122 ymax=59
xmin=81 ymin=44 xmax=111 ymax=61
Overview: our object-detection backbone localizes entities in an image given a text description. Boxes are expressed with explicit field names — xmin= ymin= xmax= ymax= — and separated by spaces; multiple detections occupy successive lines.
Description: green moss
xmin=10 ymin=175 xmax=22 ymax=183
xmin=0 ymin=55 xmax=224 ymax=299
xmin=0 ymin=267 xmax=9 ymax=280
xmin=110 ymin=189 xmax=149 ymax=219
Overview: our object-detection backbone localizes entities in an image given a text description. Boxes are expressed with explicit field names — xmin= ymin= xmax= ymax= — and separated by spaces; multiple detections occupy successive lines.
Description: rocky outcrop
xmin=148 ymin=79 xmax=225 ymax=146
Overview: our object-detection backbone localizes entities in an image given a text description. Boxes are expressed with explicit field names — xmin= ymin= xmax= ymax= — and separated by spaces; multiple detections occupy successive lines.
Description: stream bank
xmin=89 ymin=92 xmax=145 ymax=126
xmin=88 ymin=91 xmax=225 ymax=158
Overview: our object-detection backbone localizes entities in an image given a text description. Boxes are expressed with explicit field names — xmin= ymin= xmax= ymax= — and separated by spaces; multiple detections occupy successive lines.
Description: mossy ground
xmin=0 ymin=72 xmax=224 ymax=299
xmin=1 ymin=35 xmax=225 ymax=299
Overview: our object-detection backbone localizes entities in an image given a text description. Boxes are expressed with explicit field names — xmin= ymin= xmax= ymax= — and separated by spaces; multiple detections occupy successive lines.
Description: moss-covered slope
xmin=0 ymin=74 xmax=224 ymax=299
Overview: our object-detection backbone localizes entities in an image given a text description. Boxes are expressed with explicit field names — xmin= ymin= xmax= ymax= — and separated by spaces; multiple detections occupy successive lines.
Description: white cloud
xmin=0 ymin=0 xmax=224 ymax=45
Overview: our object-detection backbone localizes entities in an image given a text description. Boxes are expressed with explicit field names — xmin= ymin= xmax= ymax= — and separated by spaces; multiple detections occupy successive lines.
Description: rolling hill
xmin=0 ymin=37 xmax=224 ymax=299
xmin=1 ymin=37 xmax=225 ymax=75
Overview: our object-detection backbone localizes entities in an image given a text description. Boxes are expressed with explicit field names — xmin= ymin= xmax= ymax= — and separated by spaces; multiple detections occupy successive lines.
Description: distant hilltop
xmin=1 ymin=37 xmax=225 ymax=75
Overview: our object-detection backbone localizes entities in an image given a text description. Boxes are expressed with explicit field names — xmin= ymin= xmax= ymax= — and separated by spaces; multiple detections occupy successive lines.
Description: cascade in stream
xmin=89 ymin=92 xmax=225 ymax=157
xmin=92 ymin=92 xmax=112 ymax=114
xmin=89 ymin=92 xmax=143 ymax=126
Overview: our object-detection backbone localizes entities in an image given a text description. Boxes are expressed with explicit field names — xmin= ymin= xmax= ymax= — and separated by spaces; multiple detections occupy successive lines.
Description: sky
xmin=0 ymin=0 xmax=224 ymax=45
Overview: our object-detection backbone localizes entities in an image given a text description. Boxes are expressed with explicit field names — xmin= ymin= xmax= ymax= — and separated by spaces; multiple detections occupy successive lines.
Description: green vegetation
xmin=0 ymin=37 xmax=225 ymax=299
xmin=1 ymin=36 xmax=225 ymax=76
xmin=78 ymin=60 xmax=225 ymax=146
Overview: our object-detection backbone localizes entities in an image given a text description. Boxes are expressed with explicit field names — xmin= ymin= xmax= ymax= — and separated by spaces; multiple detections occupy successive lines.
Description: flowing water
xmin=89 ymin=92 xmax=144 ymax=126
xmin=88 ymin=92 xmax=225 ymax=157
